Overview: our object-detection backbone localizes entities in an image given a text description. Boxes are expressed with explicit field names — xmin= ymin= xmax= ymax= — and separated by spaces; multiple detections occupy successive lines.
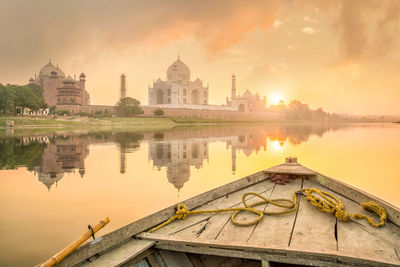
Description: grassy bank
xmin=0 ymin=116 xmax=175 ymax=128
xmin=0 ymin=116 xmax=177 ymax=137
xmin=0 ymin=115 xmax=281 ymax=137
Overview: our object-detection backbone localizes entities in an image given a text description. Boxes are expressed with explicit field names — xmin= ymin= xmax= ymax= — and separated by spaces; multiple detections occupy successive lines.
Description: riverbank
xmin=0 ymin=116 xmax=179 ymax=137
xmin=0 ymin=116 xmax=284 ymax=137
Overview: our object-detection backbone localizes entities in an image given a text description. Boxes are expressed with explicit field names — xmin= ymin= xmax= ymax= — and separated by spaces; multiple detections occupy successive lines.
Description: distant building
xmin=29 ymin=59 xmax=89 ymax=107
xmin=226 ymin=74 xmax=266 ymax=112
xmin=148 ymin=55 xmax=209 ymax=106
xmin=120 ymin=74 xmax=126 ymax=99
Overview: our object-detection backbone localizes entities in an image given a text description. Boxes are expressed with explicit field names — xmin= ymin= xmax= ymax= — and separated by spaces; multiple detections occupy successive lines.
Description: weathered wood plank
xmin=337 ymin=195 xmax=400 ymax=265
xmin=158 ymin=249 xmax=194 ymax=267
xmin=145 ymin=250 xmax=165 ymax=267
xmin=289 ymin=178 xmax=337 ymax=252
xmin=57 ymin=171 xmax=268 ymax=266
xmin=131 ymin=259 xmax=150 ymax=267
xmin=138 ymin=232 xmax=397 ymax=266
xmin=172 ymin=183 xmax=275 ymax=241
xmin=248 ymin=179 xmax=302 ymax=247
xmin=156 ymin=179 xmax=275 ymax=236
xmin=215 ymin=185 xmax=275 ymax=243
xmin=264 ymin=162 xmax=316 ymax=176
xmin=311 ymin=171 xmax=400 ymax=227
xmin=79 ymin=239 xmax=154 ymax=267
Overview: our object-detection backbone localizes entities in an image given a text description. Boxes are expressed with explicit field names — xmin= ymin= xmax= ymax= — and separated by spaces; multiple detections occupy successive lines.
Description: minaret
xmin=120 ymin=146 xmax=126 ymax=174
xmin=120 ymin=74 xmax=126 ymax=99
xmin=231 ymin=142 xmax=236 ymax=174
xmin=231 ymin=73 xmax=236 ymax=99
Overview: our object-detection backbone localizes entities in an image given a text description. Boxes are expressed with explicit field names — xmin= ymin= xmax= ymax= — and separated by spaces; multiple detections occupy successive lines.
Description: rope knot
xmin=175 ymin=203 xmax=189 ymax=220
xmin=335 ymin=209 xmax=350 ymax=222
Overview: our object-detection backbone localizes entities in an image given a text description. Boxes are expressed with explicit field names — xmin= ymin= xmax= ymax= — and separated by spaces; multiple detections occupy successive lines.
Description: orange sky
xmin=0 ymin=0 xmax=399 ymax=115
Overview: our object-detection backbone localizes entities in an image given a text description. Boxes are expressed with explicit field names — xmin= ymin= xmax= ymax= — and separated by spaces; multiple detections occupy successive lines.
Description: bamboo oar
xmin=41 ymin=217 xmax=110 ymax=267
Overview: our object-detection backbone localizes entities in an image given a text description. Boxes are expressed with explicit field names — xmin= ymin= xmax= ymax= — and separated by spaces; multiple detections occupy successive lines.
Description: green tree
xmin=13 ymin=85 xmax=43 ymax=112
xmin=153 ymin=108 xmax=164 ymax=117
xmin=0 ymin=84 xmax=15 ymax=114
xmin=25 ymin=83 xmax=43 ymax=98
xmin=116 ymin=97 xmax=143 ymax=117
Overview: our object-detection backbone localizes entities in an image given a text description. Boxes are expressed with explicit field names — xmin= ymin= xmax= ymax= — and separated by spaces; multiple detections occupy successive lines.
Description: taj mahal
xmin=148 ymin=55 xmax=209 ymax=106
xmin=147 ymin=56 xmax=266 ymax=112
xmin=27 ymin=56 xmax=268 ymax=116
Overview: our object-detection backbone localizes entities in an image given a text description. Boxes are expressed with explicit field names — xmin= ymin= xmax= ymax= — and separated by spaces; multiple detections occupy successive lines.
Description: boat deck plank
xmin=214 ymin=184 xmax=275 ymax=243
xmin=172 ymin=181 xmax=275 ymax=240
xmin=155 ymin=179 xmax=275 ymax=236
xmin=336 ymin=193 xmax=400 ymax=265
xmin=79 ymin=239 xmax=154 ymax=267
xmin=289 ymin=178 xmax=337 ymax=252
xmin=247 ymin=179 xmax=302 ymax=247
xmin=264 ymin=163 xmax=316 ymax=176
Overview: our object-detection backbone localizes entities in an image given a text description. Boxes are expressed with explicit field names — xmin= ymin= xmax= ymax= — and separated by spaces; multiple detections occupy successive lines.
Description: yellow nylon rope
xmin=299 ymin=188 xmax=387 ymax=228
xmin=149 ymin=191 xmax=298 ymax=233
xmin=149 ymin=187 xmax=387 ymax=233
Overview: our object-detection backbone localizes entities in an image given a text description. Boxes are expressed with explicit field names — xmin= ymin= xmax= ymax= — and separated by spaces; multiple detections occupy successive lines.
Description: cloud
xmin=0 ymin=0 xmax=279 ymax=69
xmin=302 ymin=27 xmax=315 ymax=34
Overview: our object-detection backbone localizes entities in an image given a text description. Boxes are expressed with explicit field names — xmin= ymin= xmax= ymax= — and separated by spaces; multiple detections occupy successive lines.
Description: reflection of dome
xmin=167 ymin=56 xmax=191 ymax=82
xmin=167 ymin=162 xmax=190 ymax=191
xmin=37 ymin=171 xmax=64 ymax=191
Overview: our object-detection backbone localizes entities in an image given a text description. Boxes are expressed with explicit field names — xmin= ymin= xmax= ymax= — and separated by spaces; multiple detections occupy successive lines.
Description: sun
xmin=270 ymin=93 xmax=284 ymax=105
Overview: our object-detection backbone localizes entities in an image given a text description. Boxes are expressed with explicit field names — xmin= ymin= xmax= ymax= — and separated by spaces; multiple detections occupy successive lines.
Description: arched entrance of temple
xmin=156 ymin=90 xmax=164 ymax=104
xmin=191 ymin=90 xmax=199 ymax=104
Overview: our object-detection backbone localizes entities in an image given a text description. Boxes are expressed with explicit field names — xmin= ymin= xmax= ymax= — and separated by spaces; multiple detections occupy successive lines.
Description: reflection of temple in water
xmin=148 ymin=139 xmax=209 ymax=191
xmin=34 ymin=135 xmax=88 ymax=190
xmin=2 ymin=124 xmax=348 ymax=191
xmin=226 ymin=134 xmax=267 ymax=174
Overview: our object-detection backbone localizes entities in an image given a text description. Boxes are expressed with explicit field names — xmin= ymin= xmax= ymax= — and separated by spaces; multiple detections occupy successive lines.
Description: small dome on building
xmin=29 ymin=77 xmax=35 ymax=83
xmin=156 ymin=78 xmax=162 ymax=83
xmin=167 ymin=56 xmax=191 ymax=82
xmin=243 ymin=90 xmax=253 ymax=97
xmin=56 ymin=65 xmax=65 ymax=77
xmin=39 ymin=60 xmax=66 ymax=77
xmin=80 ymin=72 xmax=86 ymax=78
xmin=39 ymin=60 xmax=57 ymax=76
xmin=63 ymin=76 xmax=75 ymax=84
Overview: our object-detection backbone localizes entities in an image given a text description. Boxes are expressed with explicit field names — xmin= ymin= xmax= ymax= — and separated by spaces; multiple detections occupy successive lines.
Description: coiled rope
xmin=149 ymin=187 xmax=387 ymax=233
xmin=149 ymin=191 xmax=298 ymax=233
xmin=299 ymin=187 xmax=387 ymax=227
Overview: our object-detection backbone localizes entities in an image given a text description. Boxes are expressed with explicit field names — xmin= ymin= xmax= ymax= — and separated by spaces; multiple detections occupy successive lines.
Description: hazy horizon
xmin=1 ymin=0 xmax=400 ymax=116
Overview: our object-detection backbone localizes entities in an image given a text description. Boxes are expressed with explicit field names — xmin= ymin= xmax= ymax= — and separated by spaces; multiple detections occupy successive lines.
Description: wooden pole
xmin=41 ymin=217 xmax=110 ymax=267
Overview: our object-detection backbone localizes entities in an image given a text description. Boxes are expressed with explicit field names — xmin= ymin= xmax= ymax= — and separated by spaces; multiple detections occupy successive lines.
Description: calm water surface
xmin=1 ymin=123 xmax=400 ymax=266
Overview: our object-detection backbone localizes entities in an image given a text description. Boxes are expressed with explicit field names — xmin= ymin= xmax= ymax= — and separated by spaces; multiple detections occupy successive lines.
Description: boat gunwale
xmin=138 ymin=232 xmax=399 ymax=267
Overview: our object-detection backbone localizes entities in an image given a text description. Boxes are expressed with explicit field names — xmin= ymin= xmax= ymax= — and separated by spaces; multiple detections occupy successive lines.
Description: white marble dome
xmin=167 ymin=56 xmax=190 ymax=82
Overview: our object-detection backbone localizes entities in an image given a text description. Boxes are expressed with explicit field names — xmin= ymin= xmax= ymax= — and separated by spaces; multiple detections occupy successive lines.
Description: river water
xmin=0 ymin=123 xmax=399 ymax=266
